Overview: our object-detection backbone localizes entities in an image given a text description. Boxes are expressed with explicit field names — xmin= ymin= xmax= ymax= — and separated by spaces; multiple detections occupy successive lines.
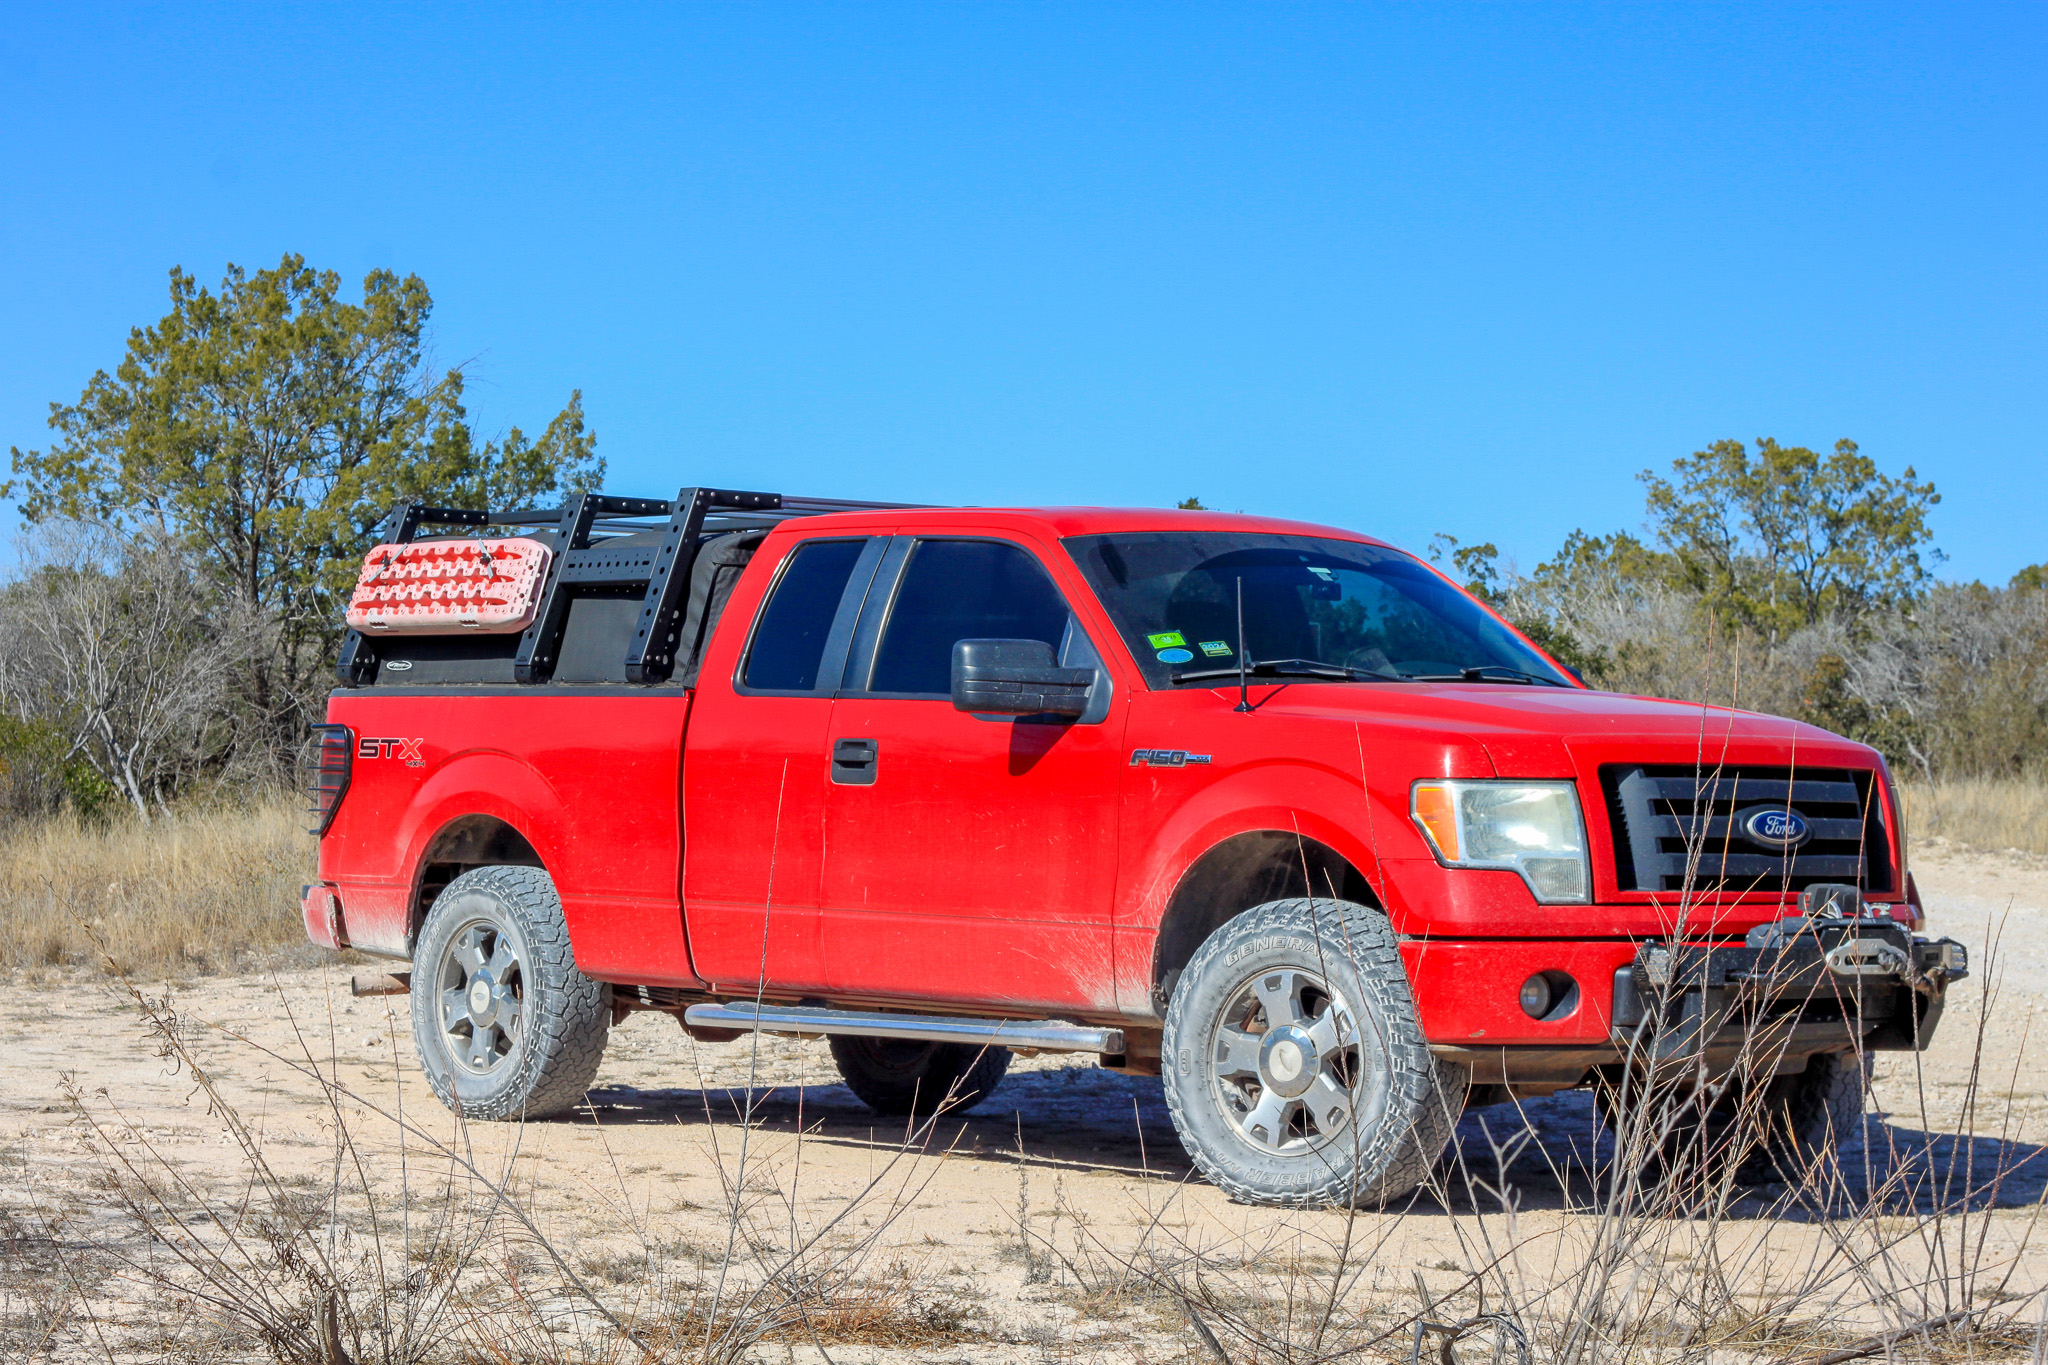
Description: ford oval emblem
xmin=1741 ymin=806 xmax=1812 ymax=850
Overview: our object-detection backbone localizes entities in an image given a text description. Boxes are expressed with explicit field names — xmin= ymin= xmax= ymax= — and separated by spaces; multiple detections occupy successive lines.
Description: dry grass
xmin=6 ymin=970 xmax=998 ymax=1365
xmin=1902 ymin=778 xmax=2048 ymax=857
xmin=7 ymin=937 xmax=2044 ymax=1363
xmin=0 ymin=796 xmax=317 ymax=976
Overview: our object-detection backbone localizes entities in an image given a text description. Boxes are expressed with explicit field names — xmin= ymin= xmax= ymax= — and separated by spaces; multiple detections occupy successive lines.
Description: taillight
xmin=303 ymin=724 xmax=352 ymax=835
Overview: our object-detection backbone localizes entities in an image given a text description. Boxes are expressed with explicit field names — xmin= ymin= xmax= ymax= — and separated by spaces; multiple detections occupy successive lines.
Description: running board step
xmin=682 ymin=1001 xmax=1125 ymax=1056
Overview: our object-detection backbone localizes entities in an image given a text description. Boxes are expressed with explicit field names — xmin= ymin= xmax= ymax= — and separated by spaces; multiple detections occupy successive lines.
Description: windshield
xmin=1062 ymin=531 xmax=1573 ymax=689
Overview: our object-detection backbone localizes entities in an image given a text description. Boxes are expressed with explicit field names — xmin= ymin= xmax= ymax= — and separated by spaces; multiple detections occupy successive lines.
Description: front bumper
xmin=1415 ymin=918 xmax=1966 ymax=1092
xmin=1613 ymin=917 xmax=1967 ymax=1063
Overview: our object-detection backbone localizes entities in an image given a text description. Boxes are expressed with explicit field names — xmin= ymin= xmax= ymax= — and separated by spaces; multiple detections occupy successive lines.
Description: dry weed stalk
xmin=27 ymin=944 xmax=987 ymax=1364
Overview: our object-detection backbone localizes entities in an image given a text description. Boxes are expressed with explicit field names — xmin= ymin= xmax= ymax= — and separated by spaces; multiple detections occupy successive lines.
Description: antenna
xmin=1234 ymin=575 xmax=1253 ymax=713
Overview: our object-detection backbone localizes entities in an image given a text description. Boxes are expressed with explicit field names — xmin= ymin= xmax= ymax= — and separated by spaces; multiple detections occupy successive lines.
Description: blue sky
xmin=2 ymin=3 xmax=2042 ymax=582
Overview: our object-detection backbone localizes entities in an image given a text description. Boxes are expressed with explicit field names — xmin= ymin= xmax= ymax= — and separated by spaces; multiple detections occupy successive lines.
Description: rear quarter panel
xmin=319 ymin=691 xmax=699 ymax=983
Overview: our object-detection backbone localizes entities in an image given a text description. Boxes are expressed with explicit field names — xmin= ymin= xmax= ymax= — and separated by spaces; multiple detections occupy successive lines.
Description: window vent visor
xmin=344 ymin=536 xmax=553 ymax=634
xmin=303 ymin=725 xmax=353 ymax=836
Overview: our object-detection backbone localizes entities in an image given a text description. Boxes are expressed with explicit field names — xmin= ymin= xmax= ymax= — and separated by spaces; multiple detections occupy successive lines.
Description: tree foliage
xmin=3 ymin=255 xmax=603 ymax=716
xmin=0 ymin=524 xmax=251 ymax=820
xmin=1444 ymin=437 xmax=2048 ymax=779
xmin=1639 ymin=437 xmax=1940 ymax=635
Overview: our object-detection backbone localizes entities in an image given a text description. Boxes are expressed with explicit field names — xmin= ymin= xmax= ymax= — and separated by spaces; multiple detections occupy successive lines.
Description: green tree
xmin=4 ymin=255 xmax=602 ymax=719
xmin=1639 ymin=437 xmax=1939 ymax=635
xmin=1526 ymin=529 xmax=1669 ymax=591
xmin=1176 ymin=496 xmax=1209 ymax=510
xmin=1425 ymin=533 xmax=1504 ymax=598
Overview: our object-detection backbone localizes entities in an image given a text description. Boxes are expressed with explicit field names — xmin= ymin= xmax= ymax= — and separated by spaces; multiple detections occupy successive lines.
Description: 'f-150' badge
xmin=1130 ymin=749 xmax=1212 ymax=767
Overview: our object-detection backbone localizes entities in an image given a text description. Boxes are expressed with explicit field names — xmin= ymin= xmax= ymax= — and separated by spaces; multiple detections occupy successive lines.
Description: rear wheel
xmin=828 ymin=1037 xmax=1012 ymax=1116
xmin=409 ymin=866 xmax=610 ymax=1120
xmin=1161 ymin=898 xmax=1465 ymax=1208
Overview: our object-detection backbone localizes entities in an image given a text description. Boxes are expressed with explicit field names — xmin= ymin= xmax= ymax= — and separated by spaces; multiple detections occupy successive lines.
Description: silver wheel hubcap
xmin=1209 ymin=967 xmax=1363 ymax=1154
xmin=437 ymin=918 xmax=525 ymax=1076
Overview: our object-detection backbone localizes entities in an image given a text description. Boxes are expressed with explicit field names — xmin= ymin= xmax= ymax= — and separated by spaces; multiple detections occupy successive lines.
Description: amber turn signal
xmin=1411 ymin=782 xmax=1460 ymax=862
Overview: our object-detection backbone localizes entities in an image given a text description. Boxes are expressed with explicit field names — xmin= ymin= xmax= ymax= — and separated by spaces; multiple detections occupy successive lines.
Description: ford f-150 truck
xmin=302 ymin=487 xmax=1966 ymax=1206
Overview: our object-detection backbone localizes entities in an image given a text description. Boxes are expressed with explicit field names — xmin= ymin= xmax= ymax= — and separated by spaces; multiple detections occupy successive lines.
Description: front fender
xmin=1119 ymin=759 xmax=1422 ymax=934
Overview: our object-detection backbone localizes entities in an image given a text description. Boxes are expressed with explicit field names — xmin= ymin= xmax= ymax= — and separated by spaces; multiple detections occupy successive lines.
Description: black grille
xmin=1603 ymin=765 xmax=1892 ymax=895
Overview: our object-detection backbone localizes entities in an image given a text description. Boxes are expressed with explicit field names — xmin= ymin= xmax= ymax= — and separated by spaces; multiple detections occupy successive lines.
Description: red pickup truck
xmin=303 ymin=488 xmax=1964 ymax=1206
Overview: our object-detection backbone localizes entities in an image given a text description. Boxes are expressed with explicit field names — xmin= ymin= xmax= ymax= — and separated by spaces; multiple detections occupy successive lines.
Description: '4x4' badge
xmin=358 ymin=736 xmax=425 ymax=767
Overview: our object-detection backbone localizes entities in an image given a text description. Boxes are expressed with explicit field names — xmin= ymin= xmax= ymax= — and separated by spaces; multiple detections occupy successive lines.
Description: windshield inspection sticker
xmin=1157 ymin=647 xmax=1194 ymax=663
xmin=1199 ymin=640 xmax=1233 ymax=657
xmin=1146 ymin=631 xmax=1187 ymax=649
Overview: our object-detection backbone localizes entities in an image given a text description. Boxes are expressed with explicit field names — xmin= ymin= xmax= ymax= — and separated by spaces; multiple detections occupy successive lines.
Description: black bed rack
xmin=336 ymin=487 xmax=921 ymax=687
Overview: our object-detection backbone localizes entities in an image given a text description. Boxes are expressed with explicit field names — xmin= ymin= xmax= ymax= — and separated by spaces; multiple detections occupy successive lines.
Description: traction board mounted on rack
xmin=344 ymin=538 xmax=554 ymax=634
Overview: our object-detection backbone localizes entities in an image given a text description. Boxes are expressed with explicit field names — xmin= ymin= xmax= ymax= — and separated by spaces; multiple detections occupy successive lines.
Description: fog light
xmin=1519 ymin=970 xmax=1580 ymax=1022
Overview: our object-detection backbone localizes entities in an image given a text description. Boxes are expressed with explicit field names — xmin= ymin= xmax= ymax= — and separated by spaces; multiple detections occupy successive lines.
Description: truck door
xmin=819 ymin=536 xmax=1126 ymax=1012
xmin=682 ymin=533 xmax=887 ymax=992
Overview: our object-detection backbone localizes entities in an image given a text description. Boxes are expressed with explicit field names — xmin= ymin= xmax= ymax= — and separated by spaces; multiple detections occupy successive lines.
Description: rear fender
xmin=343 ymin=753 xmax=567 ymax=957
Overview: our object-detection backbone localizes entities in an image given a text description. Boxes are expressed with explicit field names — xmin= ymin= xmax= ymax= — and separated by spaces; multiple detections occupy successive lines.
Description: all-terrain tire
xmin=1753 ymin=1049 xmax=1871 ymax=1172
xmin=1597 ymin=1049 xmax=1872 ymax=1182
xmin=1160 ymin=898 xmax=1466 ymax=1208
xmin=828 ymin=1037 xmax=1012 ymax=1116
xmin=410 ymin=866 xmax=610 ymax=1120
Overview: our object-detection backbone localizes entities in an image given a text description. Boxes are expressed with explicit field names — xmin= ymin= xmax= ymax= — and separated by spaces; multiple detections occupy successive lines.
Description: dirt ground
xmin=4 ymin=845 xmax=2046 ymax=1362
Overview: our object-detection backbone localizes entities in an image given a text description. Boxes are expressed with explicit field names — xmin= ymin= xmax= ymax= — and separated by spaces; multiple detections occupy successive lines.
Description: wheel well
xmin=411 ymin=816 xmax=544 ymax=947
xmin=1150 ymin=831 xmax=1379 ymax=1014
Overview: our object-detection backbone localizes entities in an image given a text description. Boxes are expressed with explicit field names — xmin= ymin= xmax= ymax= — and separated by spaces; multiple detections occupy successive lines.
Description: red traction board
xmin=344 ymin=538 xmax=553 ymax=634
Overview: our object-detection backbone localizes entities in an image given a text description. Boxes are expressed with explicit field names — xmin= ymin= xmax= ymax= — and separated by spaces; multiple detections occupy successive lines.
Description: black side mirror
xmin=951 ymin=639 xmax=1095 ymax=718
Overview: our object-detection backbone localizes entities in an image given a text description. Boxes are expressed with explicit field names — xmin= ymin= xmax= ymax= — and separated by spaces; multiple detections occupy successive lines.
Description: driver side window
xmin=867 ymin=540 xmax=1074 ymax=696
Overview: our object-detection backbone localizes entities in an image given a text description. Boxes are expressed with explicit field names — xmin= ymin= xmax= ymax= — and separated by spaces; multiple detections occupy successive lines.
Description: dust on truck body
xmin=302 ymin=487 xmax=1967 ymax=1206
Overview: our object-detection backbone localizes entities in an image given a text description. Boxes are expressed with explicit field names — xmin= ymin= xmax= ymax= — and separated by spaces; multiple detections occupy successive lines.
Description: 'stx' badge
xmin=358 ymin=737 xmax=426 ymax=767
xmin=1130 ymin=749 xmax=1212 ymax=768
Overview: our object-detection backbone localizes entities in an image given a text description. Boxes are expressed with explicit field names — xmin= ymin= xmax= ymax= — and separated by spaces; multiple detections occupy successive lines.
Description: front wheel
xmin=1597 ymin=1048 xmax=1872 ymax=1182
xmin=1161 ymin=898 xmax=1465 ymax=1208
xmin=409 ymin=866 xmax=611 ymax=1120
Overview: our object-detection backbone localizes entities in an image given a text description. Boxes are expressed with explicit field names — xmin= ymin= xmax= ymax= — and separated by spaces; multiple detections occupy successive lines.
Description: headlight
xmin=1411 ymin=780 xmax=1591 ymax=904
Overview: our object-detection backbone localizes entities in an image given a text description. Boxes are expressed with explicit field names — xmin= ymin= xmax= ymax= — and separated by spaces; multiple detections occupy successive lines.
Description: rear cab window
xmin=739 ymin=537 xmax=879 ymax=693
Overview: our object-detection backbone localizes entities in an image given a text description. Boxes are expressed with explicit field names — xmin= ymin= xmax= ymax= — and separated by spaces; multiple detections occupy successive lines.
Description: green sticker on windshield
xmin=1146 ymin=631 xmax=1186 ymax=649
xmin=1200 ymin=640 xmax=1233 ymax=657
